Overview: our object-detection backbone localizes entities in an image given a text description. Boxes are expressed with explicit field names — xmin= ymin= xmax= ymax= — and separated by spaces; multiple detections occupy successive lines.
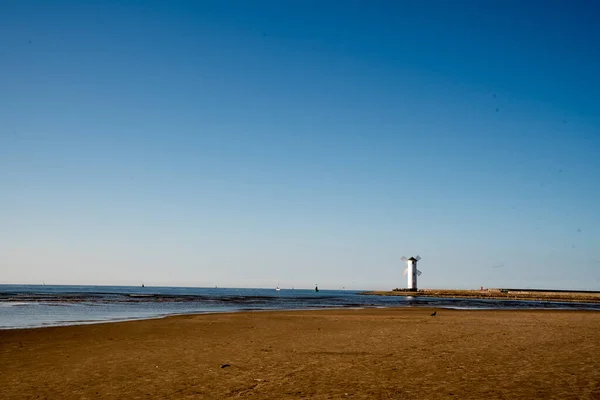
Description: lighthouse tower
xmin=401 ymin=256 xmax=422 ymax=290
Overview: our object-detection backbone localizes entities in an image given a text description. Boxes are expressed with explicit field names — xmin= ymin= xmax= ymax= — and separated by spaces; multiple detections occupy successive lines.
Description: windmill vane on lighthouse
xmin=401 ymin=255 xmax=422 ymax=290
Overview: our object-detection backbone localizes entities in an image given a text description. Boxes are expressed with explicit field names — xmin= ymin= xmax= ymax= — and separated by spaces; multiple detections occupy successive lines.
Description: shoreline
xmin=4 ymin=302 xmax=600 ymax=332
xmin=0 ymin=306 xmax=355 ymax=332
xmin=4 ymin=299 xmax=600 ymax=331
xmin=363 ymin=289 xmax=600 ymax=303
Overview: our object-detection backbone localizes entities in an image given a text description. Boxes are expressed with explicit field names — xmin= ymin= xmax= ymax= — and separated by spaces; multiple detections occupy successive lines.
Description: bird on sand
xmin=430 ymin=311 xmax=437 ymax=317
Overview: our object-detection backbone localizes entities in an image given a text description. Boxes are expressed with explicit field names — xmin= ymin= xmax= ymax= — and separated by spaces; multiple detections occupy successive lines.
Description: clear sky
xmin=1 ymin=1 xmax=599 ymax=290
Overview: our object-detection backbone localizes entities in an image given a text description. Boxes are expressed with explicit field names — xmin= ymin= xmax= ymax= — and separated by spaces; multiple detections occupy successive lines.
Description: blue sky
xmin=1 ymin=1 xmax=599 ymax=290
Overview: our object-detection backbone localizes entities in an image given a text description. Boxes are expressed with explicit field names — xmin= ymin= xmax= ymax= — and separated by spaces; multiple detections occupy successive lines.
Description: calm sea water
xmin=1 ymin=284 xmax=599 ymax=329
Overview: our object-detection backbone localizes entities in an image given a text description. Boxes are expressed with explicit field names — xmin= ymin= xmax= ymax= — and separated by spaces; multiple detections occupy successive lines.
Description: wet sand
xmin=2 ymin=308 xmax=600 ymax=399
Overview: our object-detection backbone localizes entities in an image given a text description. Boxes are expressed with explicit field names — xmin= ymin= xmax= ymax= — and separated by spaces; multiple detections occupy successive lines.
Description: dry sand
xmin=2 ymin=308 xmax=600 ymax=399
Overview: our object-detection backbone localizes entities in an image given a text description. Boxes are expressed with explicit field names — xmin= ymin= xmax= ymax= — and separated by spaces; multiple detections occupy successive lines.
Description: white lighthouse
xmin=401 ymin=256 xmax=422 ymax=290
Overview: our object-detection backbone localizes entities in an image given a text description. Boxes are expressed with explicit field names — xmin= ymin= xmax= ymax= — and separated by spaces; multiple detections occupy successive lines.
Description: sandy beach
xmin=2 ymin=308 xmax=600 ymax=399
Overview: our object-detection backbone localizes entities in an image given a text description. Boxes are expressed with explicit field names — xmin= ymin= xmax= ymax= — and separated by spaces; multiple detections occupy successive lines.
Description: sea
xmin=2 ymin=284 xmax=600 ymax=330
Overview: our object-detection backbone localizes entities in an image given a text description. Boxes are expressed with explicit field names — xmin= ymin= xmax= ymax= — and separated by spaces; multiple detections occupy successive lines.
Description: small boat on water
xmin=315 ymin=285 xmax=319 ymax=292
xmin=276 ymin=287 xmax=281 ymax=291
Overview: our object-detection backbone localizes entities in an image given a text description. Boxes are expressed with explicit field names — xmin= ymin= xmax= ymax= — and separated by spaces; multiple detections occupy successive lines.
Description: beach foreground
xmin=2 ymin=308 xmax=600 ymax=399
